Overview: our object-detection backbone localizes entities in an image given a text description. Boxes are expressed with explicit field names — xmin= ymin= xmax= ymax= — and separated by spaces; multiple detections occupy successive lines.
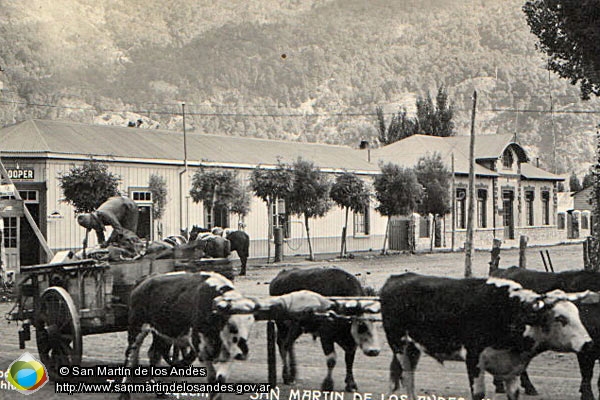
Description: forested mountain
xmin=1 ymin=0 xmax=599 ymax=175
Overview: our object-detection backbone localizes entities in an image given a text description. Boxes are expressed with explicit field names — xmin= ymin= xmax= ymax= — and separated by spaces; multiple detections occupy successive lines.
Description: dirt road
xmin=0 ymin=243 xmax=594 ymax=400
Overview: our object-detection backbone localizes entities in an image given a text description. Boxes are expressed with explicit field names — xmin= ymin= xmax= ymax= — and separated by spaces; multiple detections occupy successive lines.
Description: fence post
xmin=584 ymin=237 xmax=592 ymax=271
xmin=519 ymin=235 xmax=528 ymax=268
xmin=488 ymin=238 xmax=502 ymax=275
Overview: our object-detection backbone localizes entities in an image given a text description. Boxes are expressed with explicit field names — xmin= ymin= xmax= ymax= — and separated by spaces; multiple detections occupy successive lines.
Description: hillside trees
xmin=374 ymin=163 xmax=423 ymax=254
xmin=523 ymin=0 xmax=600 ymax=100
xmin=330 ymin=172 xmax=371 ymax=257
xmin=569 ymin=172 xmax=582 ymax=192
xmin=377 ymin=86 xmax=455 ymax=145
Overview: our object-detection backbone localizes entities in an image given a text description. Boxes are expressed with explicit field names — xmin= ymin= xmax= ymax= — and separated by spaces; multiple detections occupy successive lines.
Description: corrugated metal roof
xmin=372 ymin=134 xmax=498 ymax=177
xmin=520 ymin=163 xmax=564 ymax=181
xmin=0 ymin=119 xmax=378 ymax=173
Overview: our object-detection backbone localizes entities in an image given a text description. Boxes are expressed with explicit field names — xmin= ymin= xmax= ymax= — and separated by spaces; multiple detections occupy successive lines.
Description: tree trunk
xmin=305 ymin=214 xmax=314 ymax=261
xmin=430 ymin=215 xmax=436 ymax=253
xmin=267 ymin=200 xmax=272 ymax=263
xmin=381 ymin=216 xmax=390 ymax=255
xmin=341 ymin=207 xmax=349 ymax=257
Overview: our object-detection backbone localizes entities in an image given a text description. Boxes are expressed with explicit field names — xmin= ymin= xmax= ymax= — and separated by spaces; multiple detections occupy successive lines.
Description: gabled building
xmin=0 ymin=119 xmax=385 ymax=272
xmin=371 ymin=134 xmax=565 ymax=250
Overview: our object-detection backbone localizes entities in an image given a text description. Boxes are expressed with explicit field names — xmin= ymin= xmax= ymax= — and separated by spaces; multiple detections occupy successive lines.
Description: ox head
xmin=213 ymin=288 xmax=258 ymax=362
xmin=333 ymin=299 xmax=381 ymax=357
xmin=487 ymin=278 xmax=599 ymax=353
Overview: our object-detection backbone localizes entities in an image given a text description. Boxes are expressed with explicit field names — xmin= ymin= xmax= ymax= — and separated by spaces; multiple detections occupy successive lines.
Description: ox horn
xmin=544 ymin=289 xmax=600 ymax=305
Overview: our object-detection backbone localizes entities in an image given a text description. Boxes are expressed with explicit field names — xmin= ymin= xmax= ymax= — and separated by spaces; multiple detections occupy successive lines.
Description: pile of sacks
xmin=72 ymin=229 xmax=231 ymax=262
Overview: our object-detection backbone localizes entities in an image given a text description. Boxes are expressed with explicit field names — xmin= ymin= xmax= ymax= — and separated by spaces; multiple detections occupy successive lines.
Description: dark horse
xmin=189 ymin=226 xmax=250 ymax=276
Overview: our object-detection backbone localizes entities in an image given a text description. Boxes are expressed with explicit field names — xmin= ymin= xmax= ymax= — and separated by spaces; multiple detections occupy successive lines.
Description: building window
xmin=353 ymin=204 xmax=370 ymax=236
xmin=271 ymin=198 xmax=290 ymax=238
xmin=204 ymin=204 xmax=229 ymax=229
xmin=525 ymin=190 xmax=535 ymax=226
xmin=558 ymin=213 xmax=565 ymax=230
xmin=131 ymin=190 xmax=152 ymax=202
xmin=541 ymin=191 xmax=550 ymax=225
xmin=582 ymin=214 xmax=589 ymax=230
xmin=477 ymin=189 xmax=487 ymax=228
xmin=502 ymin=149 xmax=514 ymax=169
xmin=3 ymin=217 xmax=17 ymax=248
xmin=419 ymin=215 xmax=430 ymax=238
xmin=456 ymin=188 xmax=466 ymax=229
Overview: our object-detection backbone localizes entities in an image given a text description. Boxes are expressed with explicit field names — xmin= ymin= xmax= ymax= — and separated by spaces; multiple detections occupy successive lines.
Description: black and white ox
xmin=269 ymin=267 xmax=380 ymax=392
xmin=120 ymin=271 xmax=256 ymax=400
xmin=491 ymin=266 xmax=600 ymax=400
xmin=380 ymin=272 xmax=599 ymax=400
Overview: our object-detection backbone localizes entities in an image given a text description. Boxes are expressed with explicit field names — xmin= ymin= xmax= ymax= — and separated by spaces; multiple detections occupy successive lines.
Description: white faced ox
xmin=269 ymin=267 xmax=380 ymax=393
xmin=119 ymin=271 xmax=256 ymax=400
xmin=380 ymin=273 xmax=596 ymax=400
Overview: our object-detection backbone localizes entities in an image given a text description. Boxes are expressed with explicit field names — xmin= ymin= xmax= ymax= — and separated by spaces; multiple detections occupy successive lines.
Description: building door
xmin=136 ymin=205 xmax=152 ymax=240
xmin=2 ymin=216 xmax=19 ymax=269
xmin=502 ymin=190 xmax=514 ymax=240
xmin=389 ymin=218 xmax=410 ymax=251
xmin=20 ymin=202 xmax=40 ymax=266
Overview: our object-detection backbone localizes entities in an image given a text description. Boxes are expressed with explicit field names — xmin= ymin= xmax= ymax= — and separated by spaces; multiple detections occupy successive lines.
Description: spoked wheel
xmin=35 ymin=287 xmax=82 ymax=380
xmin=162 ymin=343 xmax=196 ymax=367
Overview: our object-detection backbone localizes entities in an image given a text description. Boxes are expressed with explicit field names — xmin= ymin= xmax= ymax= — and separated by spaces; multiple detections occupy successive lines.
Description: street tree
xmin=250 ymin=161 xmax=293 ymax=261
xmin=330 ymin=172 xmax=371 ymax=257
xmin=374 ymin=163 xmax=423 ymax=254
xmin=189 ymin=168 xmax=244 ymax=228
xmin=58 ymin=159 xmax=121 ymax=213
xmin=523 ymin=0 xmax=600 ymax=100
xmin=286 ymin=158 xmax=332 ymax=261
xmin=149 ymin=174 xmax=168 ymax=238
xmin=414 ymin=153 xmax=452 ymax=251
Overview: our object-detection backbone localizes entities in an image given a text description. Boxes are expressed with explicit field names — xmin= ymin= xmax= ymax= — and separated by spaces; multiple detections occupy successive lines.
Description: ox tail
xmin=389 ymin=353 xmax=402 ymax=392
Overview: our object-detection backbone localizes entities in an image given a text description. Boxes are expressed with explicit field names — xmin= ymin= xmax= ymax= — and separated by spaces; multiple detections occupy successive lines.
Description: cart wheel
xmin=163 ymin=344 xmax=196 ymax=367
xmin=35 ymin=287 xmax=82 ymax=380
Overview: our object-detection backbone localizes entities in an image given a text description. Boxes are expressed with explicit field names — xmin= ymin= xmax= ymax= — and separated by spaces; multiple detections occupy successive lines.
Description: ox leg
xmin=276 ymin=321 xmax=299 ymax=384
xmin=343 ymin=346 xmax=358 ymax=392
xmin=276 ymin=321 xmax=292 ymax=384
xmin=519 ymin=370 xmax=538 ymax=396
xmin=119 ymin=324 xmax=150 ymax=400
xmin=389 ymin=353 xmax=402 ymax=393
xmin=493 ymin=375 xmax=506 ymax=393
xmin=505 ymin=376 xmax=521 ymax=400
xmin=396 ymin=338 xmax=420 ymax=400
xmin=321 ymin=339 xmax=336 ymax=391
xmin=466 ymin=351 xmax=485 ymax=400
xmin=239 ymin=252 xmax=248 ymax=276
xmin=578 ymin=352 xmax=596 ymax=400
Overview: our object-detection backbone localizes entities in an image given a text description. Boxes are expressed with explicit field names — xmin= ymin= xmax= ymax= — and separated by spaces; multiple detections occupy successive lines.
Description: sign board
xmin=6 ymin=168 xmax=34 ymax=180
xmin=0 ymin=199 xmax=24 ymax=217
xmin=0 ymin=184 xmax=15 ymax=197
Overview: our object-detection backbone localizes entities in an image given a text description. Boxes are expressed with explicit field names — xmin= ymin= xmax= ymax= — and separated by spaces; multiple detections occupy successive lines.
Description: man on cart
xmin=77 ymin=196 xmax=139 ymax=248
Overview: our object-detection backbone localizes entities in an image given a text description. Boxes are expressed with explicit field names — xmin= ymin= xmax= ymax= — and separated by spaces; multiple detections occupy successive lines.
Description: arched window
xmin=502 ymin=149 xmax=514 ymax=169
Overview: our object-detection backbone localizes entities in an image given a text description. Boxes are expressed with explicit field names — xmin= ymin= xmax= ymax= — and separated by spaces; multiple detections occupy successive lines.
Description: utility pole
xmin=178 ymin=102 xmax=189 ymax=231
xmin=465 ymin=91 xmax=477 ymax=277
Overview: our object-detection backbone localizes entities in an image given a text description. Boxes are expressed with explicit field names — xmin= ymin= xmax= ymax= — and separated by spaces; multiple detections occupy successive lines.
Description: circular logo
xmin=5 ymin=352 xmax=48 ymax=395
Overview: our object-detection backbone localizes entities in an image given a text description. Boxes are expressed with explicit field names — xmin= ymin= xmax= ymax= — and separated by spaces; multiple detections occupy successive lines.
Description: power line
xmin=2 ymin=98 xmax=600 ymax=117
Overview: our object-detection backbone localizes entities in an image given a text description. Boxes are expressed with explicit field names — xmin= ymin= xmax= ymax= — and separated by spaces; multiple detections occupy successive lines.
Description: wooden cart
xmin=8 ymin=256 xmax=232 ymax=380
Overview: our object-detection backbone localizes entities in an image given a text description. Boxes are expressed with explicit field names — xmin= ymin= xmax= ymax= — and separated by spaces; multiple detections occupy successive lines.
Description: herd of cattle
xmin=116 ymin=265 xmax=600 ymax=400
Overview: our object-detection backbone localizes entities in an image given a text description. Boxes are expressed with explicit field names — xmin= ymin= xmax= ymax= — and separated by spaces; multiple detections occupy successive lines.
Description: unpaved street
xmin=0 ymin=243 xmax=595 ymax=400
